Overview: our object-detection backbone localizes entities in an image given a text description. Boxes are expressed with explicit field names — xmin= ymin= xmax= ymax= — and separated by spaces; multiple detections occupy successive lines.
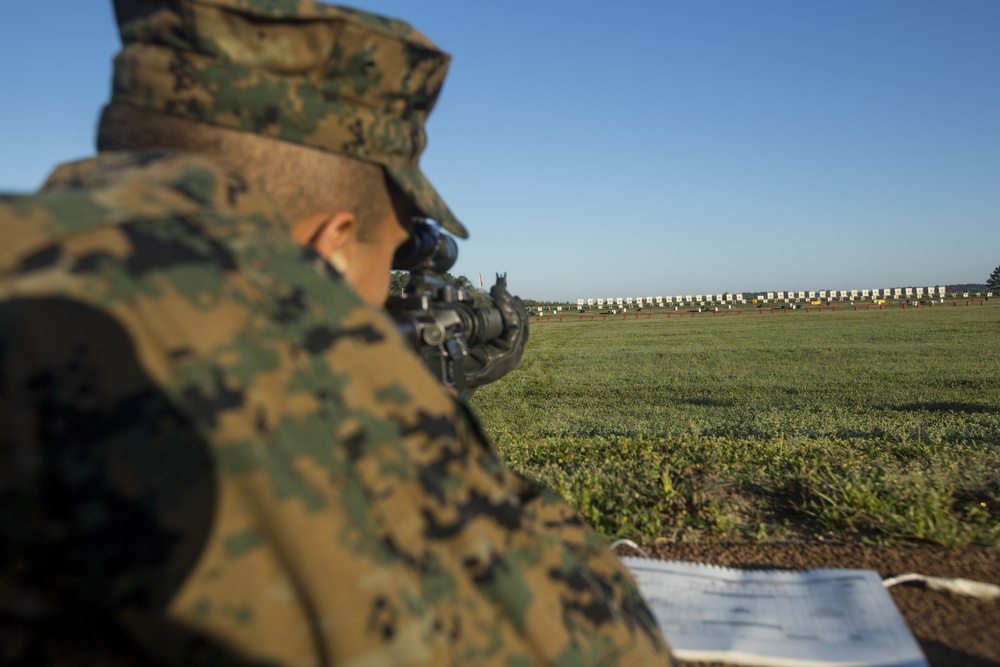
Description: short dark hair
xmin=97 ymin=103 xmax=394 ymax=242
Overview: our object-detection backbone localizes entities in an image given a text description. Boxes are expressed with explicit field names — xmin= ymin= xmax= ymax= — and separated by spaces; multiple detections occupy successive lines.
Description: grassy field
xmin=470 ymin=302 xmax=1000 ymax=546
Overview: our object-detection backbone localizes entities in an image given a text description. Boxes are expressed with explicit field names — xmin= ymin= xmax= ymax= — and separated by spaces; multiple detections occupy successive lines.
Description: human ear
xmin=308 ymin=211 xmax=356 ymax=260
xmin=291 ymin=211 xmax=358 ymax=275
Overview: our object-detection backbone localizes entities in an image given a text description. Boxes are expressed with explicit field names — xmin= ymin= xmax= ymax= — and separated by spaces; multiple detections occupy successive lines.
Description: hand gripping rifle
xmin=386 ymin=222 xmax=527 ymax=399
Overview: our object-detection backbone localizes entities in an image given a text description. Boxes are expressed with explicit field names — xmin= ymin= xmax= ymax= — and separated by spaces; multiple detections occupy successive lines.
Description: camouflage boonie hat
xmin=110 ymin=0 xmax=467 ymax=238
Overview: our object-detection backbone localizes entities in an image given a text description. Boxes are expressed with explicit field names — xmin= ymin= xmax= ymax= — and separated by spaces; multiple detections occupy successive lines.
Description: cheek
xmin=353 ymin=221 xmax=408 ymax=307
xmin=380 ymin=227 xmax=409 ymax=277
xmin=357 ymin=240 xmax=398 ymax=306
xmin=375 ymin=273 xmax=392 ymax=306
xmin=369 ymin=244 xmax=395 ymax=289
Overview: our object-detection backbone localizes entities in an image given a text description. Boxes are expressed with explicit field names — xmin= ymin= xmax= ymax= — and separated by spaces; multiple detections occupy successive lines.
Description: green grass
xmin=470 ymin=303 xmax=1000 ymax=546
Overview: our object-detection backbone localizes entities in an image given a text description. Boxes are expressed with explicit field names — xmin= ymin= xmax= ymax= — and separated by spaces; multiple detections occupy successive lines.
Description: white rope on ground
xmin=883 ymin=572 xmax=1000 ymax=599
xmin=610 ymin=539 xmax=650 ymax=559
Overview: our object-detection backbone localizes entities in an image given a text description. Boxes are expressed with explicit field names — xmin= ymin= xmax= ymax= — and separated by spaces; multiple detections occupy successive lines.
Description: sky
xmin=1 ymin=1 xmax=998 ymax=302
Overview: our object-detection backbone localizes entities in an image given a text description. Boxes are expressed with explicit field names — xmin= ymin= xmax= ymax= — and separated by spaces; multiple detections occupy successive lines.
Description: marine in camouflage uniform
xmin=0 ymin=1 xmax=672 ymax=665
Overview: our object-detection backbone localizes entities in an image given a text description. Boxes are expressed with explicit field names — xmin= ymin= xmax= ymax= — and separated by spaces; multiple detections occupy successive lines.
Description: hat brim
xmin=384 ymin=164 xmax=468 ymax=239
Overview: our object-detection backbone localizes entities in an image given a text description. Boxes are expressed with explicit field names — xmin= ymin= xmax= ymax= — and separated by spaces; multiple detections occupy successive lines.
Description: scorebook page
xmin=622 ymin=558 xmax=928 ymax=667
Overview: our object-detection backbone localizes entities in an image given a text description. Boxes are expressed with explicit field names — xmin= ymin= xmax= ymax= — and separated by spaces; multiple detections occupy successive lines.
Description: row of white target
xmin=573 ymin=287 xmax=967 ymax=308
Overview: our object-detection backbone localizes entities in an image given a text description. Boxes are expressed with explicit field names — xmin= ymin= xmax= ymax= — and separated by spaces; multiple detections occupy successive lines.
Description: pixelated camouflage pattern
xmin=110 ymin=0 xmax=468 ymax=238
xmin=0 ymin=151 xmax=671 ymax=665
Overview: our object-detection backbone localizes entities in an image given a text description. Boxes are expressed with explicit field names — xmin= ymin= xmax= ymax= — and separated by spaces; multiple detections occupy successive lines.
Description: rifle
xmin=386 ymin=222 xmax=520 ymax=399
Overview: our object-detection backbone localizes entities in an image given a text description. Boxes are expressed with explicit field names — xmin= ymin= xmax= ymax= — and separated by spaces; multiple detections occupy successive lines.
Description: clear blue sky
xmin=2 ymin=1 xmax=997 ymax=301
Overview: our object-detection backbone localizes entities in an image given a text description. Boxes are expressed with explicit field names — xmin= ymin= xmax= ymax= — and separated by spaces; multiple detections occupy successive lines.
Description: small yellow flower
xmin=982 ymin=502 xmax=988 ymax=507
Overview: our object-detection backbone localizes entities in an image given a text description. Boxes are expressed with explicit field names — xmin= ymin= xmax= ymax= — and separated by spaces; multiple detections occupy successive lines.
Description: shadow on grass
xmin=883 ymin=401 xmax=999 ymax=415
xmin=675 ymin=397 xmax=736 ymax=408
xmin=698 ymin=422 xmax=999 ymax=447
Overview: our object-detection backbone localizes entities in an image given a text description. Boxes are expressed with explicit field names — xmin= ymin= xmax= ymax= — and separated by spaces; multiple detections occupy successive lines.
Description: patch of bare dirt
xmin=633 ymin=541 xmax=1000 ymax=667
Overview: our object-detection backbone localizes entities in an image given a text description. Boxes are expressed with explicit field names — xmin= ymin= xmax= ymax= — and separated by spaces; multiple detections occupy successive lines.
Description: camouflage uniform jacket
xmin=0 ymin=151 xmax=671 ymax=666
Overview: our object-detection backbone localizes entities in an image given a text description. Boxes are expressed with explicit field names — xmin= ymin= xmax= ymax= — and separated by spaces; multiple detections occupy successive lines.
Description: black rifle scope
xmin=386 ymin=222 xmax=505 ymax=394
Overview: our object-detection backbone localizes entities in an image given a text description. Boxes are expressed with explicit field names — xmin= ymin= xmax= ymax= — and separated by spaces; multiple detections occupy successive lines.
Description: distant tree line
xmin=389 ymin=271 xmax=491 ymax=308
xmin=946 ymin=283 xmax=990 ymax=293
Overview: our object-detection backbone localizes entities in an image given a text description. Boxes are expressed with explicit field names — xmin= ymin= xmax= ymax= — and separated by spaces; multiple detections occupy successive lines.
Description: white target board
xmin=904 ymin=288 xmax=913 ymax=296
xmin=617 ymin=298 xmax=624 ymax=306
xmin=915 ymin=288 xmax=923 ymax=297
